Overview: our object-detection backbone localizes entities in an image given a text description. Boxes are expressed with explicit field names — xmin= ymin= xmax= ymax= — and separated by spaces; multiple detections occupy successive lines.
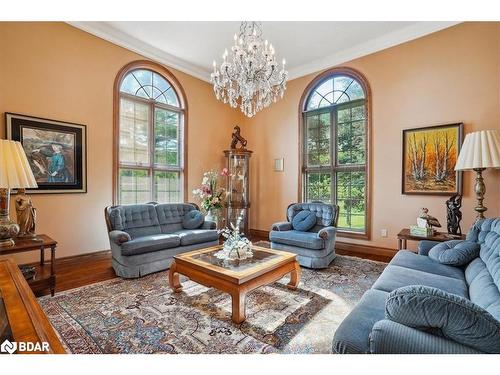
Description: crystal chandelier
xmin=211 ymin=21 xmax=288 ymax=118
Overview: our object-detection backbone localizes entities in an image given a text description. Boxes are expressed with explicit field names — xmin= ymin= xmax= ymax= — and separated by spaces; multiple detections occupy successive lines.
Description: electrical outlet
xmin=381 ymin=229 xmax=388 ymax=238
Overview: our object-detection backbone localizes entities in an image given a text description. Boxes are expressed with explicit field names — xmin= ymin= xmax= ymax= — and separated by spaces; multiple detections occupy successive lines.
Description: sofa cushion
xmin=121 ymin=234 xmax=180 ymax=256
xmin=385 ymin=285 xmax=500 ymax=353
xmin=369 ymin=319 xmax=482 ymax=354
xmin=468 ymin=218 xmax=500 ymax=288
xmin=174 ymin=229 xmax=219 ymax=246
xmin=269 ymin=230 xmax=324 ymax=250
xmin=371 ymin=265 xmax=469 ymax=298
xmin=155 ymin=203 xmax=197 ymax=233
xmin=428 ymin=240 xmax=480 ymax=266
xmin=465 ymin=257 xmax=500 ymax=321
xmin=390 ymin=250 xmax=465 ymax=280
xmin=182 ymin=210 xmax=204 ymax=229
xmin=287 ymin=202 xmax=338 ymax=228
xmin=333 ymin=289 xmax=388 ymax=354
xmin=107 ymin=204 xmax=161 ymax=238
xmin=291 ymin=210 xmax=317 ymax=231
xmin=465 ymin=218 xmax=500 ymax=319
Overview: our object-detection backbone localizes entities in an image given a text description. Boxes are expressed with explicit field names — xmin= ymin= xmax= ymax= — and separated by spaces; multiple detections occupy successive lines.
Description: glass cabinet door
xmin=228 ymin=154 xmax=249 ymax=207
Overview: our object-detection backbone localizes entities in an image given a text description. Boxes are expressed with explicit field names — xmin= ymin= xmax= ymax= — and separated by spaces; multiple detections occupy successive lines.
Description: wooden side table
xmin=0 ymin=235 xmax=57 ymax=296
xmin=397 ymin=228 xmax=466 ymax=251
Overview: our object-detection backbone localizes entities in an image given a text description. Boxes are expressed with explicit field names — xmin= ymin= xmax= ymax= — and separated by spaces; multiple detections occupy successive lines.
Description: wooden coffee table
xmin=168 ymin=245 xmax=301 ymax=324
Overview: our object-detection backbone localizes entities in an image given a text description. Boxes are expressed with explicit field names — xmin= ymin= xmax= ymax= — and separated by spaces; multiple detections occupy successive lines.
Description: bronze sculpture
xmin=446 ymin=194 xmax=462 ymax=235
xmin=15 ymin=188 xmax=37 ymax=238
xmin=230 ymin=125 xmax=248 ymax=149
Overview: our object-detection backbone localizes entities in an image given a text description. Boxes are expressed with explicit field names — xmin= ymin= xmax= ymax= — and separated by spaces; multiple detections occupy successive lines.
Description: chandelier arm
xmin=265 ymin=66 xmax=276 ymax=81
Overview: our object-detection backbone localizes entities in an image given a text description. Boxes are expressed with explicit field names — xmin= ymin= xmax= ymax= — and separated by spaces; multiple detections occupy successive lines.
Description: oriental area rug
xmin=39 ymin=250 xmax=386 ymax=354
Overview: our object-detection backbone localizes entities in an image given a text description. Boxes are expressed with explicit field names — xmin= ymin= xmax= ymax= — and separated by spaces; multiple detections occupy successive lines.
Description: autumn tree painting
xmin=403 ymin=123 xmax=463 ymax=194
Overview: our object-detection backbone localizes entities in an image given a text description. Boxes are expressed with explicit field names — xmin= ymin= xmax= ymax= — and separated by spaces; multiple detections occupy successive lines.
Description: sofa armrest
xmin=417 ymin=240 xmax=441 ymax=256
xmin=369 ymin=320 xmax=482 ymax=354
xmin=201 ymin=220 xmax=217 ymax=230
xmin=318 ymin=226 xmax=337 ymax=240
xmin=109 ymin=230 xmax=131 ymax=245
xmin=271 ymin=221 xmax=292 ymax=231
xmin=385 ymin=285 xmax=500 ymax=353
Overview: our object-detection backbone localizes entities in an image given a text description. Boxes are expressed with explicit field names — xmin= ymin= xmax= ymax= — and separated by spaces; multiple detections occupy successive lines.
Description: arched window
xmin=114 ymin=61 xmax=187 ymax=204
xmin=300 ymin=68 xmax=371 ymax=238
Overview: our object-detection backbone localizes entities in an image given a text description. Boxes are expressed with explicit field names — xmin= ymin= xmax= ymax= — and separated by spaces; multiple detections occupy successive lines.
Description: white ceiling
xmin=69 ymin=21 xmax=459 ymax=82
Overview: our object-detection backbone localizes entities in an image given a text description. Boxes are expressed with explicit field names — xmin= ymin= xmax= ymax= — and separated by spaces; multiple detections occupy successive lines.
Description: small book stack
xmin=410 ymin=225 xmax=433 ymax=237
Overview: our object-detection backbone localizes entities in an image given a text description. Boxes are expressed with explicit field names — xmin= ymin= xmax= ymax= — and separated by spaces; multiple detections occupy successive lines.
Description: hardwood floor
xmin=30 ymin=235 xmax=391 ymax=297
xmin=31 ymin=250 xmax=116 ymax=297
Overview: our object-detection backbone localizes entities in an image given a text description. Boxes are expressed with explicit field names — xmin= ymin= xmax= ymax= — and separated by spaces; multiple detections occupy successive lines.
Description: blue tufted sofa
xmin=104 ymin=203 xmax=219 ymax=278
xmin=269 ymin=202 xmax=339 ymax=269
xmin=333 ymin=218 xmax=500 ymax=354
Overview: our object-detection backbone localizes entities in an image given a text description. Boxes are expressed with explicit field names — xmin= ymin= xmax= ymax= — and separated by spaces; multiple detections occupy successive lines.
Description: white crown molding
xmin=68 ymin=21 xmax=460 ymax=83
xmin=67 ymin=21 xmax=211 ymax=82
xmin=286 ymin=22 xmax=461 ymax=80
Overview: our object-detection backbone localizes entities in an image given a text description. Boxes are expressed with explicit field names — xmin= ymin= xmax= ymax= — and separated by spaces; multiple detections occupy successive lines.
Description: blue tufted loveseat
xmin=104 ymin=203 xmax=219 ymax=278
xmin=269 ymin=202 xmax=339 ymax=268
xmin=333 ymin=218 xmax=500 ymax=354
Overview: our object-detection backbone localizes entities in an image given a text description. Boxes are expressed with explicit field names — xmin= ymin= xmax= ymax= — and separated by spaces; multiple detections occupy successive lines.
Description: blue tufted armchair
xmin=269 ymin=202 xmax=339 ymax=268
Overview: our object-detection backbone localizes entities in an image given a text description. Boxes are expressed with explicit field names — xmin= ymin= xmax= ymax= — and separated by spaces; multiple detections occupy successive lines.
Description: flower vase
xmin=205 ymin=209 xmax=219 ymax=228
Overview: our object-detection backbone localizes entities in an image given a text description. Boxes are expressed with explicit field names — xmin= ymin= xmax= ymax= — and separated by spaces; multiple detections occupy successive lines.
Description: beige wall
xmin=0 ymin=22 xmax=240 ymax=262
xmin=1 ymin=22 xmax=499 ymax=261
xmin=243 ymin=22 xmax=500 ymax=250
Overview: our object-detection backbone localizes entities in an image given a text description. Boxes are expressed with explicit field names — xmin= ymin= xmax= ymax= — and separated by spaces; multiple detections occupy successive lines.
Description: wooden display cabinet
xmin=224 ymin=148 xmax=252 ymax=235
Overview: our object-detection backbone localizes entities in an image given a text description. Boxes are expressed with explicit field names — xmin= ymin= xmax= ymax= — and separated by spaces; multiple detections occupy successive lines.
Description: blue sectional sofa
xmin=269 ymin=202 xmax=339 ymax=269
xmin=333 ymin=218 xmax=500 ymax=354
xmin=104 ymin=203 xmax=219 ymax=278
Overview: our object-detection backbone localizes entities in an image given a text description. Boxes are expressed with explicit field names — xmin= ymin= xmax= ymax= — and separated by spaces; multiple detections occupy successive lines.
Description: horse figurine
xmin=230 ymin=125 xmax=248 ymax=149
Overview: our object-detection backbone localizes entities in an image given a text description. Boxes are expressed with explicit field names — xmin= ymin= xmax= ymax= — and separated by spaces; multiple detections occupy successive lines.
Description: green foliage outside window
xmin=304 ymin=74 xmax=367 ymax=233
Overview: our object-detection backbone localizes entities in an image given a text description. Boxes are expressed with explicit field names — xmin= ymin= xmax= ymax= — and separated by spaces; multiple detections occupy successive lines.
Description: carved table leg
xmin=231 ymin=291 xmax=247 ymax=324
xmin=168 ymin=261 xmax=182 ymax=292
xmin=287 ymin=261 xmax=301 ymax=290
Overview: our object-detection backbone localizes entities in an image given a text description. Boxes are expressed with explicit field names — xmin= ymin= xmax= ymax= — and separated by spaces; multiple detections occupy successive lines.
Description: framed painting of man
xmin=5 ymin=113 xmax=87 ymax=194
xmin=402 ymin=123 xmax=463 ymax=195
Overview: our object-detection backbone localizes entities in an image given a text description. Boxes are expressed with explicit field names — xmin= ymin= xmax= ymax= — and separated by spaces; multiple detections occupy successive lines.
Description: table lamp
xmin=0 ymin=140 xmax=38 ymax=247
xmin=455 ymin=129 xmax=500 ymax=219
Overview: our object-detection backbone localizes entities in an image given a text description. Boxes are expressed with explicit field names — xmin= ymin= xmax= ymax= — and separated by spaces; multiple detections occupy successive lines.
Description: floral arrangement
xmin=215 ymin=217 xmax=253 ymax=261
xmin=192 ymin=168 xmax=229 ymax=212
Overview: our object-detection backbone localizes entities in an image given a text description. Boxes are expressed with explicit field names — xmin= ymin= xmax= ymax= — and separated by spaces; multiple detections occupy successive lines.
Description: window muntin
xmin=303 ymin=74 xmax=368 ymax=234
xmin=118 ymin=68 xmax=183 ymax=204
xmin=306 ymin=76 xmax=365 ymax=110
xmin=120 ymin=69 xmax=179 ymax=107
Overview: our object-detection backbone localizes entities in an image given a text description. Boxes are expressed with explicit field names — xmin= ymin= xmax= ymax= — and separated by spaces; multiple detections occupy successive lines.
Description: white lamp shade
xmin=455 ymin=130 xmax=500 ymax=170
xmin=0 ymin=140 xmax=38 ymax=188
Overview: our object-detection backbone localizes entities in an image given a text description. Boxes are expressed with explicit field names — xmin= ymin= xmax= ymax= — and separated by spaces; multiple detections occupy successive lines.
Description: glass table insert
xmin=189 ymin=248 xmax=281 ymax=272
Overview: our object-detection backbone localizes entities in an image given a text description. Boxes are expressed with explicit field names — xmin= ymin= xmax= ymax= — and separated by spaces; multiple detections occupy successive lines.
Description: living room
xmin=1 ymin=1 xmax=499 ymax=372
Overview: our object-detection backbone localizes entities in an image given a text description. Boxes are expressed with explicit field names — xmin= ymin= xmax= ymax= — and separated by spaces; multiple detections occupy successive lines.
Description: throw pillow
xmin=385 ymin=285 xmax=500 ymax=353
xmin=292 ymin=210 xmax=317 ymax=231
xmin=182 ymin=210 xmax=204 ymax=229
xmin=428 ymin=240 xmax=480 ymax=266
